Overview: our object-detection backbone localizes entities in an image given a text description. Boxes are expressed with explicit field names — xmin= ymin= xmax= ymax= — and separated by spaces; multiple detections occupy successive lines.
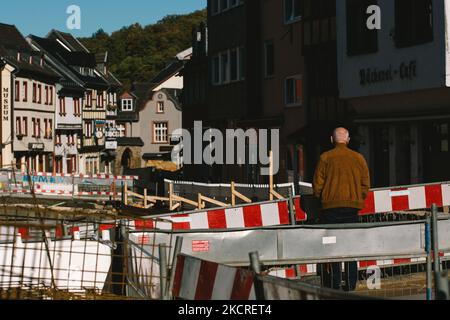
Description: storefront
xmin=336 ymin=0 xmax=450 ymax=187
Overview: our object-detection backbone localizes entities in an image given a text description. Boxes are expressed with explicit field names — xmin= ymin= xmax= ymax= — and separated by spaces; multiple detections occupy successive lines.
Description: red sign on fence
xmin=192 ymin=240 xmax=210 ymax=252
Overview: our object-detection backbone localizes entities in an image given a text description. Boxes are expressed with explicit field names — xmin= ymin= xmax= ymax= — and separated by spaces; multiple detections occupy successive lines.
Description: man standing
xmin=313 ymin=127 xmax=370 ymax=291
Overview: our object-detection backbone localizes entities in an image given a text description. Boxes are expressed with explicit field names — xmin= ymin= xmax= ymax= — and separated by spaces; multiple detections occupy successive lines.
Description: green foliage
xmin=80 ymin=9 xmax=206 ymax=88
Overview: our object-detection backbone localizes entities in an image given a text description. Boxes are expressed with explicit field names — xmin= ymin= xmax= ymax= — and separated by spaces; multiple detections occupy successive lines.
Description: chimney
xmin=17 ymin=52 xmax=21 ymax=61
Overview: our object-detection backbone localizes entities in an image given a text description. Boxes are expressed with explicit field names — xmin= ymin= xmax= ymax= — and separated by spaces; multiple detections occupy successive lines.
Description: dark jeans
xmin=318 ymin=208 xmax=359 ymax=291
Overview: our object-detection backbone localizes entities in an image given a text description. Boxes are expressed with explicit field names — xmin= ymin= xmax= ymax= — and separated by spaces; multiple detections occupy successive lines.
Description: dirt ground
xmin=356 ymin=272 xmax=437 ymax=299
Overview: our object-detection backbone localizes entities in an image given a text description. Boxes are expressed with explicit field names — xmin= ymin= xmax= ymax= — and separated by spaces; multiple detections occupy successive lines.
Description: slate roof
xmin=0 ymin=24 xmax=60 ymax=81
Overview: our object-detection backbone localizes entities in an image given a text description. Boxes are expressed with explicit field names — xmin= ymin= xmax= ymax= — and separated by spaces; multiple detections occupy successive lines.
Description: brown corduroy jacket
xmin=313 ymin=144 xmax=370 ymax=210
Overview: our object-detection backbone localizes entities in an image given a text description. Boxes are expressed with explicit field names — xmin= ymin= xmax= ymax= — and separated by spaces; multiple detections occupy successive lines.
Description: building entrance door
xmin=371 ymin=125 xmax=390 ymax=188
xmin=423 ymin=121 xmax=450 ymax=183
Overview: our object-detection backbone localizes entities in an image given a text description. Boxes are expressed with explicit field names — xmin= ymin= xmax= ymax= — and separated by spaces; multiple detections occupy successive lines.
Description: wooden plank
xmin=271 ymin=190 xmax=285 ymax=200
xmin=172 ymin=194 xmax=198 ymax=207
xmin=201 ymin=195 xmax=229 ymax=208
xmin=128 ymin=191 xmax=144 ymax=199
xmin=233 ymin=189 xmax=252 ymax=204
xmin=148 ymin=196 xmax=170 ymax=202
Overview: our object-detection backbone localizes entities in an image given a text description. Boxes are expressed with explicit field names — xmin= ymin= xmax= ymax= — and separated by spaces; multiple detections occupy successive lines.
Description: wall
xmin=138 ymin=90 xmax=182 ymax=161
xmin=0 ymin=65 xmax=14 ymax=167
xmin=337 ymin=0 xmax=447 ymax=99
xmin=13 ymin=77 xmax=55 ymax=154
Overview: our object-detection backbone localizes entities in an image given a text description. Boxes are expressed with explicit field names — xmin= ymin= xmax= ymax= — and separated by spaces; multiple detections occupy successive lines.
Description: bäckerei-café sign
xmin=359 ymin=60 xmax=417 ymax=85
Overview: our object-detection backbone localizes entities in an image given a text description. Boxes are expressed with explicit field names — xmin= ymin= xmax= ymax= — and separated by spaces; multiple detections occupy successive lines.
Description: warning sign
xmin=192 ymin=240 xmax=210 ymax=252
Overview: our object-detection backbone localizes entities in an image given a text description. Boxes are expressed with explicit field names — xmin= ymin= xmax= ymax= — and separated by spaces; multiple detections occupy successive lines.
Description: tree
xmin=79 ymin=9 xmax=206 ymax=87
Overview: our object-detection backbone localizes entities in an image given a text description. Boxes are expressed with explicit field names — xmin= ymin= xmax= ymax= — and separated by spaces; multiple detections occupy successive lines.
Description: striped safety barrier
xmin=22 ymin=172 xmax=139 ymax=180
xmin=0 ymin=189 xmax=122 ymax=197
xmin=360 ymin=182 xmax=450 ymax=214
xmin=131 ymin=182 xmax=450 ymax=233
xmin=269 ymin=253 xmax=450 ymax=279
xmin=132 ymin=198 xmax=307 ymax=231
xmin=172 ymin=254 xmax=256 ymax=300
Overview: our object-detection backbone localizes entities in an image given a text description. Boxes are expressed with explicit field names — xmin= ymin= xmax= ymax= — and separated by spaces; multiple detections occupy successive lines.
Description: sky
xmin=0 ymin=0 xmax=206 ymax=37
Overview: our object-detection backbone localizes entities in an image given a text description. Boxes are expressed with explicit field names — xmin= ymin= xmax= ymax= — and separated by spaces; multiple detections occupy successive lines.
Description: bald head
xmin=332 ymin=127 xmax=350 ymax=145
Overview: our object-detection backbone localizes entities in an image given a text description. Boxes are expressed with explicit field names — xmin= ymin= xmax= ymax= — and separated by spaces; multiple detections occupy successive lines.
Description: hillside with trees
xmin=80 ymin=9 xmax=206 ymax=88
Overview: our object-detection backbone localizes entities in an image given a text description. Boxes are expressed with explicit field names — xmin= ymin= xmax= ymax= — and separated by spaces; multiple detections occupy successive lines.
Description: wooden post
xmin=169 ymin=182 xmax=173 ymax=210
xmin=144 ymin=188 xmax=148 ymax=208
xmin=231 ymin=182 xmax=236 ymax=206
xmin=124 ymin=183 xmax=128 ymax=205
xmin=269 ymin=150 xmax=274 ymax=201
xmin=198 ymin=193 xmax=203 ymax=210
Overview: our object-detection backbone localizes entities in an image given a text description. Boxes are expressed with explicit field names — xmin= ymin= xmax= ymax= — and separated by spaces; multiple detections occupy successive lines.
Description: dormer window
xmin=122 ymin=99 xmax=133 ymax=111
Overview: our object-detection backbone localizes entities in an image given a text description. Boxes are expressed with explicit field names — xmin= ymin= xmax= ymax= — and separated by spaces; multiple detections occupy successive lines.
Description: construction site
xmin=0 ymin=163 xmax=450 ymax=301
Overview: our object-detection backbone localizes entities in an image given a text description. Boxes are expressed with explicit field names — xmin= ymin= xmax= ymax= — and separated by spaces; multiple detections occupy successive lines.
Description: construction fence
xmin=0 ymin=196 xmax=449 ymax=300
xmin=0 ymin=170 xmax=137 ymax=199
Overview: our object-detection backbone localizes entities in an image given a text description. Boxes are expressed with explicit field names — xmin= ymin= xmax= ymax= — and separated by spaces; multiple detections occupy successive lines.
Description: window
xmin=285 ymin=75 xmax=303 ymax=106
xmin=37 ymin=84 xmax=42 ymax=104
xmin=32 ymin=83 xmax=37 ymax=103
xmin=395 ymin=0 xmax=433 ymax=48
xmin=122 ymin=99 xmax=133 ymax=111
xmin=212 ymin=55 xmax=220 ymax=85
xmin=239 ymin=47 xmax=245 ymax=80
xmin=68 ymin=134 xmax=75 ymax=146
xmin=157 ymin=101 xmax=165 ymax=113
xmin=221 ymin=52 xmax=229 ymax=83
xmin=230 ymin=49 xmax=238 ymax=81
xmin=212 ymin=0 xmax=240 ymax=14
xmin=49 ymin=87 xmax=53 ymax=105
xmin=346 ymin=0 xmax=378 ymax=56
xmin=59 ymin=97 xmax=66 ymax=115
xmin=15 ymin=81 xmax=20 ymax=102
xmin=32 ymin=118 xmax=36 ymax=137
xmin=23 ymin=82 xmax=27 ymax=102
xmin=212 ymin=47 xmax=245 ymax=85
xmin=97 ymin=91 xmax=104 ymax=108
xmin=85 ymin=121 xmax=93 ymax=138
xmin=153 ymin=122 xmax=168 ymax=143
xmin=264 ymin=41 xmax=275 ymax=77
xmin=86 ymin=91 xmax=93 ymax=108
xmin=22 ymin=117 xmax=27 ymax=136
xmin=16 ymin=117 xmax=21 ymax=135
xmin=48 ymin=119 xmax=53 ymax=139
xmin=44 ymin=119 xmax=48 ymax=138
xmin=220 ymin=0 xmax=229 ymax=11
xmin=285 ymin=0 xmax=302 ymax=23
xmin=211 ymin=0 xmax=219 ymax=14
xmin=45 ymin=86 xmax=49 ymax=105
xmin=74 ymin=98 xmax=81 ymax=116
xmin=56 ymin=134 xmax=62 ymax=146
xmin=36 ymin=119 xmax=41 ymax=138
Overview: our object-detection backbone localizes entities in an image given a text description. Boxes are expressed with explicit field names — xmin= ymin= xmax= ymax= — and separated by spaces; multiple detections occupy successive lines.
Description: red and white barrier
xmin=172 ymin=254 xmax=256 ymax=300
xmin=360 ymin=182 xmax=450 ymax=215
xmin=132 ymin=198 xmax=307 ymax=232
xmin=0 ymin=188 xmax=121 ymax=197
xmin=22 ymin=172 xmax=138 ymax=180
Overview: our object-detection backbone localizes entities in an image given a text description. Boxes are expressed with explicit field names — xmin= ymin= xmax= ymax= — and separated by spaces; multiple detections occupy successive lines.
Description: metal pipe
xmin=159 ymin=244 xmax=168 ymax=300
xmin=432 ymin=204 xmax=441 ymax=274
xmin=425 ymin=214 xmax=432 ymax=300
xmin=249 ymin=251 xmax=265 ymax=300
xmin=249 ymin=251 xmax=262 ymax=274
xmin=288 ymin=187 xmax=296 ymax=226
xmin=167 ymin=237 xmax=183 ymax=300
